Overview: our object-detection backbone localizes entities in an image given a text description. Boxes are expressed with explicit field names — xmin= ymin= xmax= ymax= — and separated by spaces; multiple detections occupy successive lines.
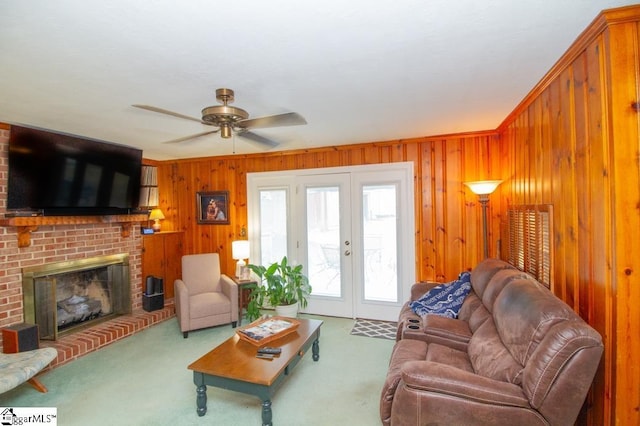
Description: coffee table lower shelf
xmin=188 ymin=318 xmax=322 ymax=426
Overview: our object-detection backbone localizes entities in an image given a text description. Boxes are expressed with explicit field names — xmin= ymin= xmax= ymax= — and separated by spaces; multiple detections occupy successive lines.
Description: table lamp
xmin=149 ymin=208 xmax=165 ymax=232
xmin=232 ymin=240 xmax=250 ymax=278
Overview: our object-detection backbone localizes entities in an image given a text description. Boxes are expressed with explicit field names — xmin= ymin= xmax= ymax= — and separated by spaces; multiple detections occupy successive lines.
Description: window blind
xmin=507 ymin=205 xmax=553 ymax=288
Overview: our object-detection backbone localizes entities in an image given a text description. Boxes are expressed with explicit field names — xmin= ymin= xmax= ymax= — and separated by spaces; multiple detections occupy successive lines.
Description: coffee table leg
xmin=196 ymin=384 xmax=207 ymax=416
xmin=312 ymin=337 xmax=320 ymax=361
xmin=262 ymin=399 xmax=272 ymax=426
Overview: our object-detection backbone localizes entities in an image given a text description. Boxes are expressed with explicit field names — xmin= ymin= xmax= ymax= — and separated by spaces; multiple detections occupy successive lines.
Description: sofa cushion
xmin=482 ymin=269 xmax=534 ymax=313
xmin=493 ymin=279 xmax=577 ymax=366
xmin=468 ymin=303 xmax=491 ymax=332
xmin=425 ymin=343 xmax=474 ymax=373
xmin=456 ymin=290 xmax=482 ymax=322
xmin=409 ymin=272 xmax=471 ymax=318
xmin=470 ymin=258 xmax=515 ymax=299
xmin=468 ymin=318 xmax=523 ymax=384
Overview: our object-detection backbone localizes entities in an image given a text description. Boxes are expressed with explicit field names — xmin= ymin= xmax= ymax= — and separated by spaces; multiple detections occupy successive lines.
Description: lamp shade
xmin=232 ymin=240 xmax=250 ymax=260
xmin=464 ymin=180 xmax=502 ymax=195
xmin=148 ymin=208 xmax=165 ymax=220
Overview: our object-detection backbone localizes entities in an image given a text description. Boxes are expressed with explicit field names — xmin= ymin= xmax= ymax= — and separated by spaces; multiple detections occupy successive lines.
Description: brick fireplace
xmin=22 ymin=254 xmax=132 ymax=340
xmin=0 ymin=125 xmax=174 ymax=369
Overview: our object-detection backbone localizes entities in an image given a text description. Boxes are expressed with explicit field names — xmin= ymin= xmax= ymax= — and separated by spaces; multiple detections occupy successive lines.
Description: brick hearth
xmin=40 ymin=304 xmax=174 ymax=370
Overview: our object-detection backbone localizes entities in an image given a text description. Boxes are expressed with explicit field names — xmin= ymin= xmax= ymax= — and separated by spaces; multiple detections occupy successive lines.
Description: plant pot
xmin=275 ymin=302 xmax=299 ymax=318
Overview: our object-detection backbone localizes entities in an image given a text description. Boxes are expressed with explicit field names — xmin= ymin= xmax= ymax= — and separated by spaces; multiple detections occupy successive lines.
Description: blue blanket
xmin=409 ymin=272 xmax=472 ymax=319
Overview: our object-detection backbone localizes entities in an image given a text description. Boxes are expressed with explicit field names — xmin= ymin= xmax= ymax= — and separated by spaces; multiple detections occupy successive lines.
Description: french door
xmin=298 ymin=173 xmax=354 ymax=317
xmin=247 ymin=163 xmax=414 ymax=321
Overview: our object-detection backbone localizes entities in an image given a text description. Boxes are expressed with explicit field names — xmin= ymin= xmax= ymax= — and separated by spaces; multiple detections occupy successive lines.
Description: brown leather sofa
xmin=381 ymin=259 xmax=603 ymax=425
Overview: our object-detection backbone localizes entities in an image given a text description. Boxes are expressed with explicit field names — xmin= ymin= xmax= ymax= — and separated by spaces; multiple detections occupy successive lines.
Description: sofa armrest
xmin=401 ymin=361 xmax=530 ymax=408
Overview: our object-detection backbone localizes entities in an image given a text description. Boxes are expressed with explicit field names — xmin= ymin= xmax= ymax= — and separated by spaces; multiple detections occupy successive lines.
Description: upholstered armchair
xmin=174 ymin=253 xmax=239 ymax=338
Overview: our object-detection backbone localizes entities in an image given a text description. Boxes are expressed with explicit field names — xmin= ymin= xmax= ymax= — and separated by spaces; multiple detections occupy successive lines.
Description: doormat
xmin=350 ymin=319 xmax=397 ymax=341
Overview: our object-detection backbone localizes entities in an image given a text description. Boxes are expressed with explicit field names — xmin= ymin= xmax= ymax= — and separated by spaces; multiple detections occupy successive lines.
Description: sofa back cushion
xmin=457 ymin=290 xmax=482 ymax=322
xmin=482 ymin=269 xmax=535 ymax=313
xmin=493 ymin=279 xmax=575 ymax=366
xmin=470 ymin=258 xmax=516 ymax=299
xmin=468 ymin=303 xmax=491 ymax=332
xmin=467 ymin=317 xmax=523 ymax=384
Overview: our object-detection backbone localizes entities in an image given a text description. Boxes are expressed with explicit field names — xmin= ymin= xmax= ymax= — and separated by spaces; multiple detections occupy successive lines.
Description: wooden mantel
xmin=0 ymin=214 xmax=149 ymax=247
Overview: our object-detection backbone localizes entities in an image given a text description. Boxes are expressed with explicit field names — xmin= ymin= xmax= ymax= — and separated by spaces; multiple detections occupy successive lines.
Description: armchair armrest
xmin=174 ymin=279 xmax=189 ymax=332
xmin=220 ymin=274 xmax=239 ymax=322
xmin=401 ymin=361 xmax=529 ymax=408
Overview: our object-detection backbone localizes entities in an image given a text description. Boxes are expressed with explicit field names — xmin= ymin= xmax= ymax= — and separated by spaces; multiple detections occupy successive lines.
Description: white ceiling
xmin=0 ymin=0 xmax=636 ymax=160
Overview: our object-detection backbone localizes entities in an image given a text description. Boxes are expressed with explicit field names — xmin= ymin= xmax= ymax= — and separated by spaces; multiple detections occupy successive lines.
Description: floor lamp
xmin=464 ymin=180 xmax=502 ymax=258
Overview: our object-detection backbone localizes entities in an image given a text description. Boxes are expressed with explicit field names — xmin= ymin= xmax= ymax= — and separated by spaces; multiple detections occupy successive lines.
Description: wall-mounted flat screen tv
xmin=7 ymin=125 xmax=143 ymax=216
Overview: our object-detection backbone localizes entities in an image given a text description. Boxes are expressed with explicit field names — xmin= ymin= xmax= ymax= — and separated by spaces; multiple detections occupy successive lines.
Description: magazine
xmin=237 ymin=316 xmax=300 ymax=345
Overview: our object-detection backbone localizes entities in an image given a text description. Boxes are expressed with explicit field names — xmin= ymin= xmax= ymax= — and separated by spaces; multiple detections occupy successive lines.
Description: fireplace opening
xmin=22 ymin=254 xmax=132 ymax=340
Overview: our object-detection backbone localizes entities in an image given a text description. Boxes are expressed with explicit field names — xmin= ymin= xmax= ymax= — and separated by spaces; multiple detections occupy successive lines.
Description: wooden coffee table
xmin=188 ymin=317 xmax=323 ymax=425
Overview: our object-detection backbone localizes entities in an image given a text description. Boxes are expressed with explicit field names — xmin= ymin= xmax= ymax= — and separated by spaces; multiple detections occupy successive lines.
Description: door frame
xmin=247 ymin=162 xmax=415 ymax=320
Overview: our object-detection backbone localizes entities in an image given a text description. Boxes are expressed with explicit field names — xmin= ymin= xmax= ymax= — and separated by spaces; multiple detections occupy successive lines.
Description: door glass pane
xmin=259 ymin=189 xmax=288 ymax=265
xmin=306 ymin=186 xmax=341 ymax=297
xmin=362 ymin=184 xmax=398 ymax=302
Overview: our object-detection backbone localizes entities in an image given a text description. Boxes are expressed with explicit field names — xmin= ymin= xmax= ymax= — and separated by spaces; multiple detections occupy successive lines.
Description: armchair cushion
xmin=190 ymin=292 xmax=231 ymax=319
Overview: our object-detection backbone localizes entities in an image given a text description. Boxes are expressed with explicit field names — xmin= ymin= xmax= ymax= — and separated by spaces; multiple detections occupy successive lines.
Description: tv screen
xmin=7 ymin=125 xmax=143 ymax=216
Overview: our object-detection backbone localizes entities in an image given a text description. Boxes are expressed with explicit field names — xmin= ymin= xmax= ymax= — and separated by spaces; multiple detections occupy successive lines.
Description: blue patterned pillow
xmin=409 ymin=272 xmax=472 ymax=318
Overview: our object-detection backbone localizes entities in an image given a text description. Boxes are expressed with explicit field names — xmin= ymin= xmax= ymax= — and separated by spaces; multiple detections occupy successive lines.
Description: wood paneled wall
xmin=156 ymin=133 xmax=502 ymax=285
xmin=151 ymin=6 xmax=640 ymax=425
xmin=497 ymin=6 xmax=640 ymax=425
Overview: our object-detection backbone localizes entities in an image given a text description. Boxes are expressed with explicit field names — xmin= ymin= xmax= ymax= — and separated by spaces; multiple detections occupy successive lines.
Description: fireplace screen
xmin=22 ymin=254 xmax=131 ymax=340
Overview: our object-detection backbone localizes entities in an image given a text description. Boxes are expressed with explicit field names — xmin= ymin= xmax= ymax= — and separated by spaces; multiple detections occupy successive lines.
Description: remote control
xmin=256 ymin=353 xmax=275 ymax=360
xmin=258 ymin=347 xmax=282 ymax=355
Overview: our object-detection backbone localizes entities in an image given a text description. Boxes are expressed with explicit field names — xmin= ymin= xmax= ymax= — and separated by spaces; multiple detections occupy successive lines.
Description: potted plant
xmin=245 ymin=256 xmax=312 ymax=321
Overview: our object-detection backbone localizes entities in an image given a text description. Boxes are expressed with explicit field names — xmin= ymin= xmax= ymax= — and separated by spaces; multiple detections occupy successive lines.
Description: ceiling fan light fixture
xmin=220 ymin=124 xmax=232 ymax=138
xmin=201 ymin=105 xmax=249 ymax=125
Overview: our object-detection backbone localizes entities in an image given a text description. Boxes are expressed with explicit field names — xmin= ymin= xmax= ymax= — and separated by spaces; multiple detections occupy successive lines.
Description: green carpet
xmin=0 ymin=315 xmax=394 ymax=426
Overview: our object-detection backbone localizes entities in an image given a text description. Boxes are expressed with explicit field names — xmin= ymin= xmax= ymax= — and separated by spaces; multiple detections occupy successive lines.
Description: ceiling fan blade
xmin=132 ymin=104 xmax=208 ymax=124
xmin=237 ymin=130 xmax=280 ymax=147
xmin=162 ymin=130 xmax=219 ymax=144
xmin=238 ymin=112 xmax=306 ymax=130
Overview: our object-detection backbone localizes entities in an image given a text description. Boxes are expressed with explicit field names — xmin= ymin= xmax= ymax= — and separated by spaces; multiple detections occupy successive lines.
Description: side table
xmin=230 ymin=277 xmax=257 ymax=326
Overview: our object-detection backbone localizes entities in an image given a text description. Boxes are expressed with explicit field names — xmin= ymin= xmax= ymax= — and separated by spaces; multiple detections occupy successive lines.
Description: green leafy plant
xmin=245 ymin=256 xmax=312 ymax=321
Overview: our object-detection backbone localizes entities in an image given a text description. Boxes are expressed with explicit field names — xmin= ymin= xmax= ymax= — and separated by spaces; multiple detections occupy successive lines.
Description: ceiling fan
xmin=133 ymin=88 xmax=306 ymax=147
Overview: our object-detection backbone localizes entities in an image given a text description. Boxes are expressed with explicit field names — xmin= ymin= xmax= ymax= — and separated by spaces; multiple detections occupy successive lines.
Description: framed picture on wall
xmin=196 ymin=191 xmax=230 ymax=224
